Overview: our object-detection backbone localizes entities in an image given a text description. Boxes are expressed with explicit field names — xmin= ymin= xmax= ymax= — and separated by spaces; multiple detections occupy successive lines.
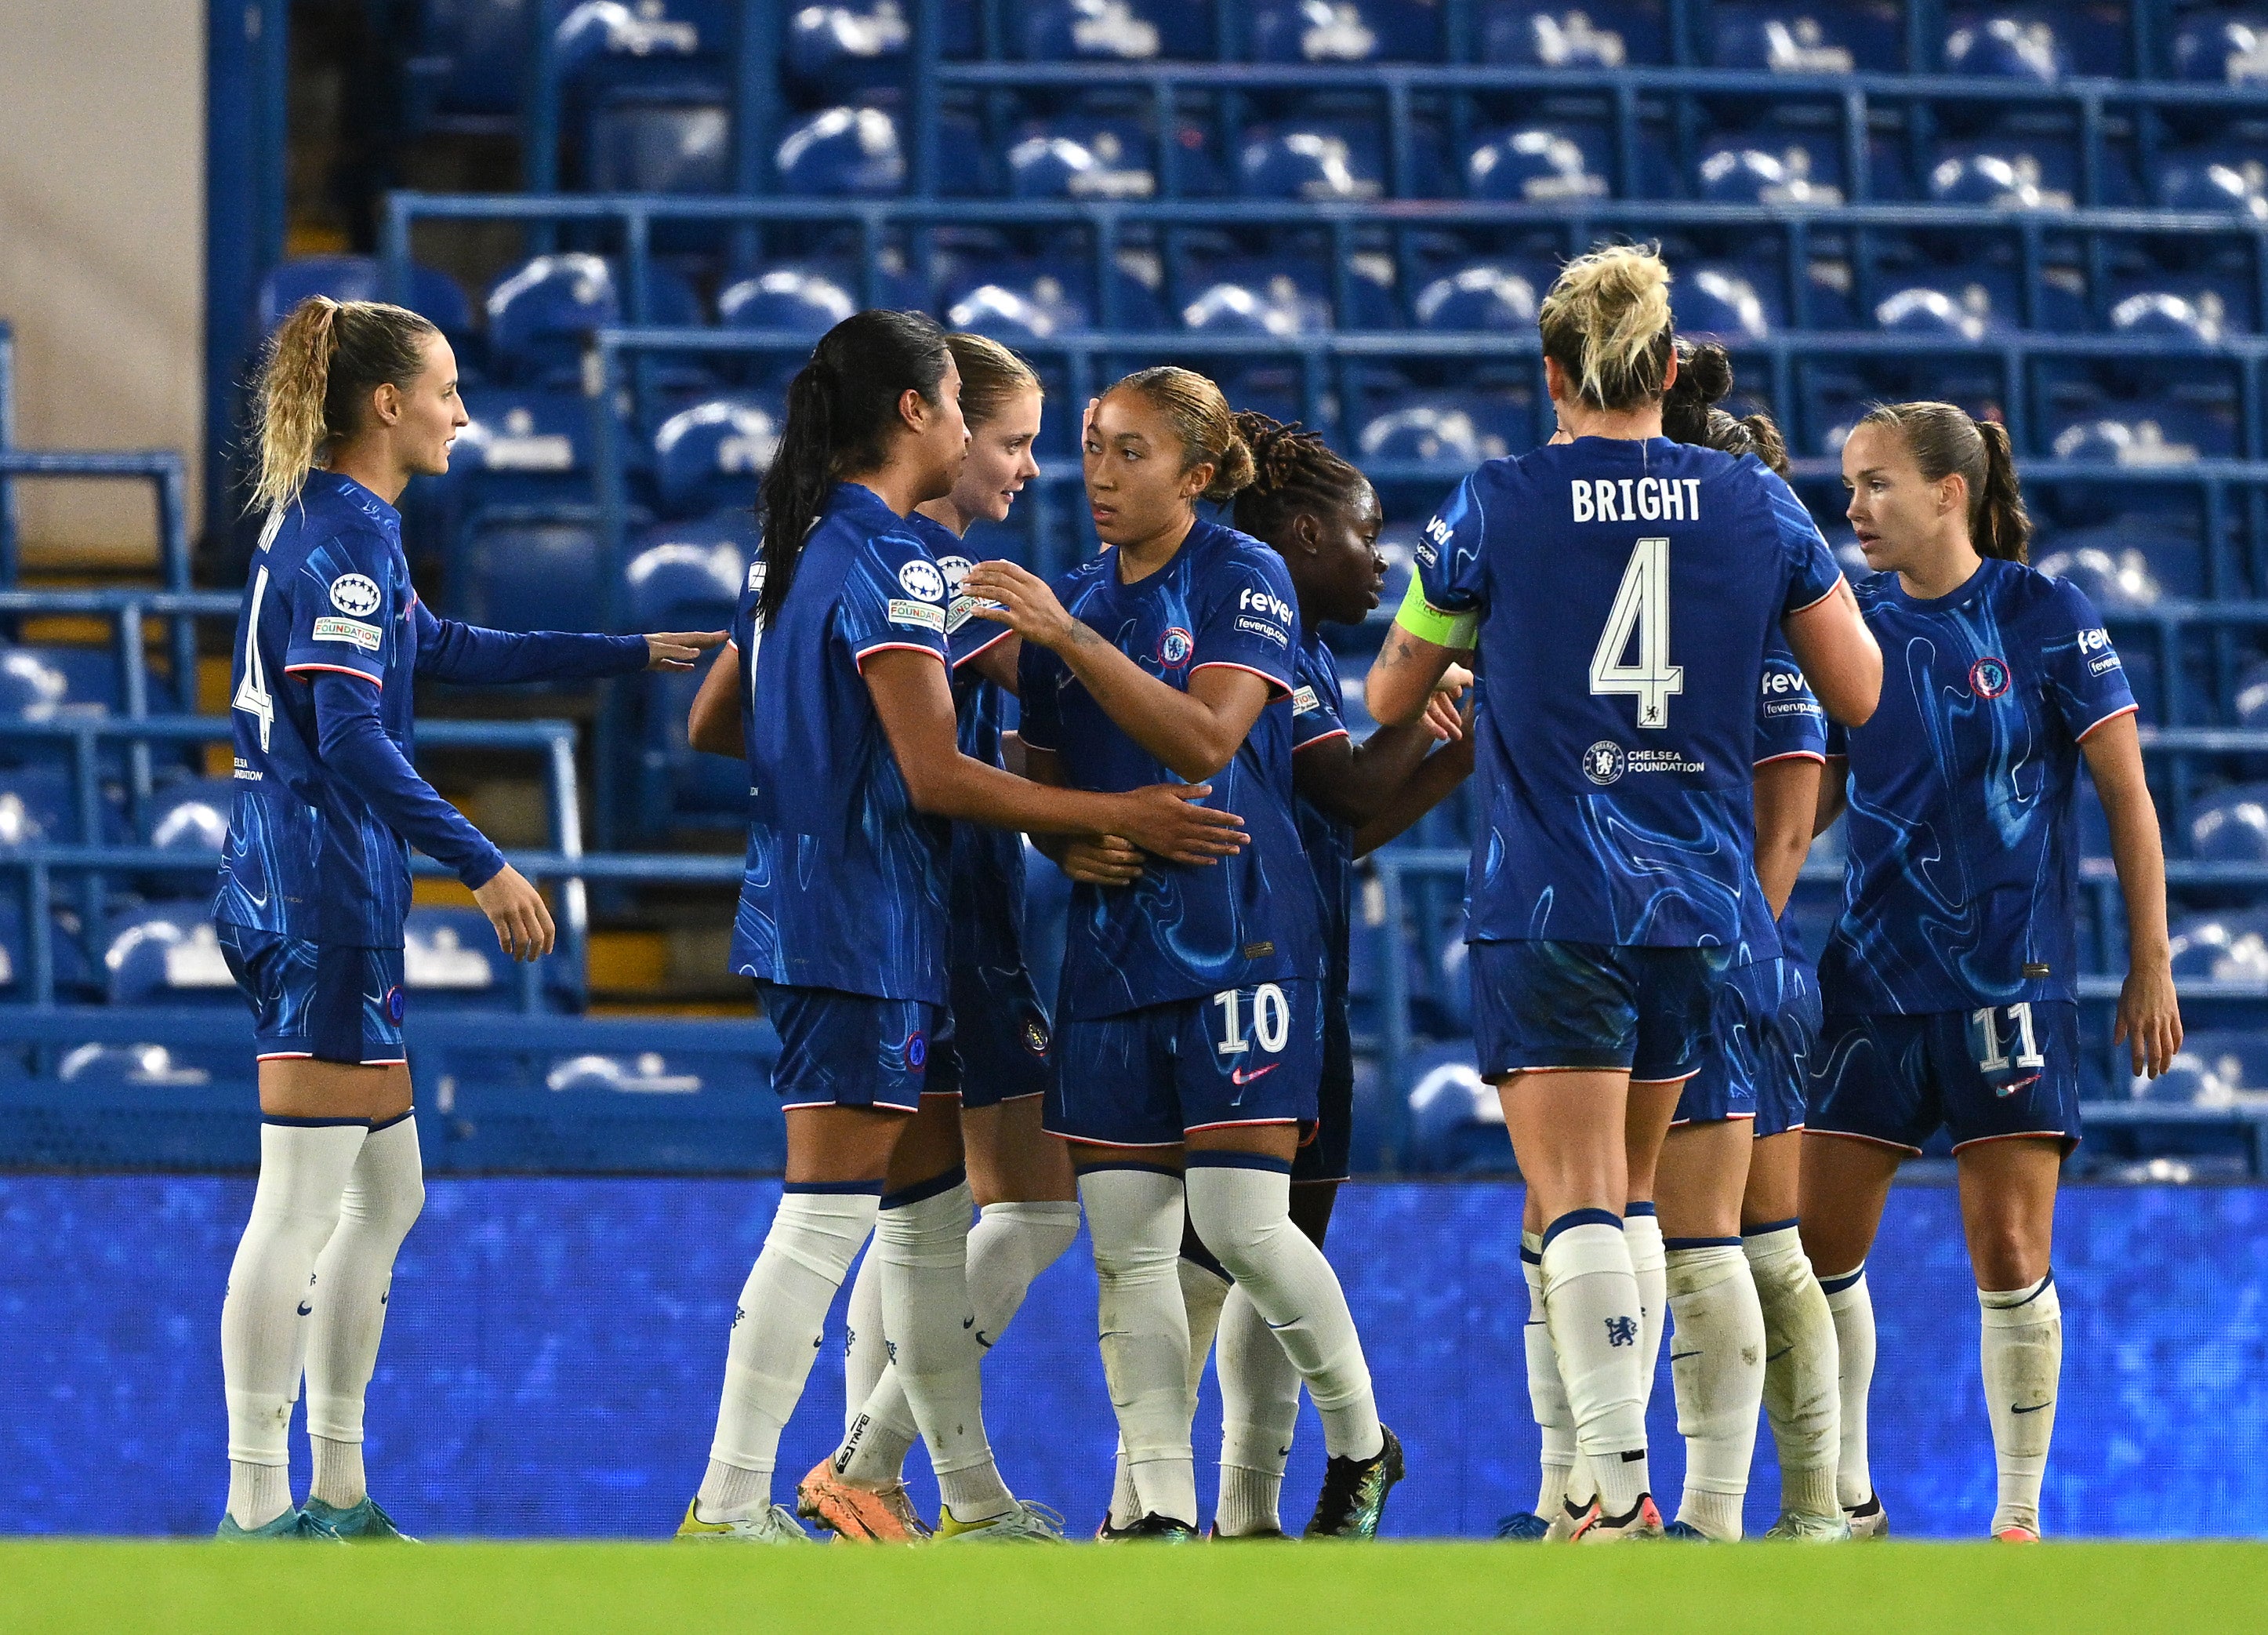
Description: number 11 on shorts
xmin=1973 ymin=1001 xmax=2048 ymax=1075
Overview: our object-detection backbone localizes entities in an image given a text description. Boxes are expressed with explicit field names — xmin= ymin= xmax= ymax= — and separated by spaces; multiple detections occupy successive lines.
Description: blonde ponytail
xmin=250 ymin=296 xmax=438 ymax=517
xmin=1538 ymin=243 xmax=1676 ymax=412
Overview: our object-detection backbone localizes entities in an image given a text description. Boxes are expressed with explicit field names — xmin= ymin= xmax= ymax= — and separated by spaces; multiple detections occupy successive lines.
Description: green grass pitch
xmin=7 ymin=1541 xmax=2266 ymax=1634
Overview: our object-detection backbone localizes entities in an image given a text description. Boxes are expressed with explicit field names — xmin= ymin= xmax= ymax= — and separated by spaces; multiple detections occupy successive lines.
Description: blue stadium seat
xmin=454 ymin=391 xmax=593 ymax=503
xmin=651 ymin=397 xmax=778 ymax=517
xmin=0 ymin=648 xmax=74 ymax=724
xmin=405 ymin=907 xmax=510 ymax=1008
xmin=2170 ymin=910 xmax=2268 ymax=986
xmin=459 ymin=517 xmax=605 ymax=634
xmin=1007 ymin=118 xmax=1159 ymax=200
xmin=2108 ymin=284 xmax=2238 ymax=347
xmin=2189 ymin=784 xmax=2268 ymax=865
xmin=1676 ymin=263 xmax=1776 ymax=339
xmin=259 ymin=256 xmax=474 ymax=343
xmin=1358 ymin=393 xmax=1517 ymax=465
xmin=544 ymin=1051 xmax=760 ymax=1092
xmin=2132 ymin=1045 xmax=2235 ymax=1106
xmin=2048 ymin=414 xmax=2206 ymax=470
xmin=1403 ymin=1043 xmax=1508 ymax=1175
xmin=2172 ymin=13 xmax=2268 ymax=84
xmin=2033 ymin=544 xmax=2163 ymax=615
xmin=1942 ymin=11 xmax=2067 ymax=81
xmin=1249 ymin=0 xmax=1440 ymax=62
xmin=587 ymin=102 xmax=731 ymax=193
xmin=1022 ymin=0 xmax=1214 ymax=60
xmin=1928 ymin=146 xmax=2074 ymax=211
xmin=1711 ymin=2 xmax=1903 ymax=72
xmin=103 ymin=907 xmax=238 ymax=1007
xmin=484 ymin=254 xmax=621 ymax=384
xmin=1181 ymin=265 xmax=1330 ymax=336
xmin=553 ymin=0 xmax=724 ymax=91
xmin=1481 ymin=2 xmax=1667 ymax=67
xmin=144 ymin=779 xmax=234 ymax=897
xmin=717 ymin=265 xmax=858 ymax=335
xmin=1696 ymin=139 xmax=1845 ymax=206
xmin=1873 ymin=278 xmax=2000 ymax=340
xmin=626 ymin=518 xmax=748 ymax=629
xmin=1466 ymin=125 xmax=1609 ymax=203
xmin=2154 ymin=148 xmax=2268 ymax=219
xmin=775 ymin=106 xmax=905 ymax=195
xmin=0 ymin=768 xmax=74 ymax=847
xmin=56 ymin=1043 xmax=225 ymax=1088
xmin=1239 ymin=122 xmax=1387 ymax=201
xmin=945 ymin=271 xmax=1089 ymax=339
xmin=1412 ymin=259 xmax=1543 ymax=330
xmin=786 ymin=1 xmax=920 ymax=99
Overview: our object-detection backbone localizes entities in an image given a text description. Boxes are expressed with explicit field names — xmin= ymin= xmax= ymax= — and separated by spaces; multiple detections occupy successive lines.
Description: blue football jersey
xmin=214 ymin=471 xmax=419 ymax=946
xmin=1736 ymin=632 xmax=1831 ymax=965
xmin=1414 ymin=437 xmax=1842 ymax=949
xmin=1018 ymin=518 xmax=1323 ymax=1019
xmin=1818 ymin=556 xmax=2138 ymax=1013
xmin=913 ymin=514 xmax=1029 ymax=979
xmin=729 ymin=482 xmax=954 ymax=1005
xmin=1290 ymin=629 xmax=1355 ymax=997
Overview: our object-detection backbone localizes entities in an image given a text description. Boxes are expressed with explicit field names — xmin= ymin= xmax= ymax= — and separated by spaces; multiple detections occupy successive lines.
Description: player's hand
xmin=960 ymin=560 xmax=1080 ymax=650
xmin=1421 ymin=665 xmax=1475 ymax=741
xmin=1111 ymin=783 xmax=1249 ymax=866
xmin=1059 ymin=835 xmax=1144 ymax=886
xmin=644 ymin=630 xmax=728 ymax=672
xmin=2114 ymin=955 xmax=2183 ymax=1078
xmin=473 ymin=864 xmax=555 ymax=962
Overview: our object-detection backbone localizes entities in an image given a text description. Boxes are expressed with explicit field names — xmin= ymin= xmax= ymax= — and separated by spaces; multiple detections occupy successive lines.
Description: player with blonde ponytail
xmin=211 ymin=296 xmax=724 ymax=1539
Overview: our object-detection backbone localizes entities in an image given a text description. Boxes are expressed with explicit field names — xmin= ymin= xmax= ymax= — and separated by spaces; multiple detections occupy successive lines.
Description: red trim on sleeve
xmin=2074 ymin=702 xmax=2140 ymax=743
xmin=1753 ymin=749 xmax=1828 ymax=767
xmin=1785 ymin=576 xmax=1843 ymax=616
xmin=853 ymin=642 xmax=949 ymax=674
xmin=1293 ymin=727 xmax=1352 ymax=754
xmin=1190 ymin=659 xmax=1293 ymax=700
xmin=949 ymin=623 xmax=1014 ymax=670
xmin=283 ymin=663 xmax=382 ymax=687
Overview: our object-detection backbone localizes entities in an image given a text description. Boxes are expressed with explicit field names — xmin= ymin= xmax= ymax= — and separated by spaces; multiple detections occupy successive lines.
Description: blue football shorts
xmin=927 ymin=956 xmax=1052 ymax=1111
xmin=1047 ymin=979 xmax=1323 ymax=1150
xmin=216 ymin=922 xmax=407 ymax=1067
xmin=757 ymin=982 xmax=939 ymax=1114
xmin=1471 ymin=939 xmax=1731 ymax=1084
xmin=1808 ymin=1001 xmax=2082 ymax=1154
xmin=1754 ymin=959 xmax=1821 ymax=1139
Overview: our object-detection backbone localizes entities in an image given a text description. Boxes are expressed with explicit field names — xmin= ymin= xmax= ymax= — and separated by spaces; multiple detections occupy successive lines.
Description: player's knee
xmin=1967 ymin=1223 xmax=2046 ymax=1292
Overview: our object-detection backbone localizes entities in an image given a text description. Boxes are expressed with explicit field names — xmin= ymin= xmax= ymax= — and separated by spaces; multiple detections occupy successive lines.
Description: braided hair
xmin=1228 ymin=412 xmax=1369 ymax=543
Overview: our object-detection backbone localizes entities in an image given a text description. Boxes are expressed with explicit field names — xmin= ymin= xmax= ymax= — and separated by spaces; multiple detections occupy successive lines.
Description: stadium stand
xmin=20 ymin=2 xmax=2268 ymax=1173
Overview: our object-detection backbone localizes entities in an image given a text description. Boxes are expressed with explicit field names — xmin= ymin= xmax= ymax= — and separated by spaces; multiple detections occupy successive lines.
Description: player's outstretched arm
xmin=687 ymin=638 xmax=742 ymax=756
xmin=412 ymin=599 xmax=724 ymax=685
xmin=2082 ymin=710 xmax=2182 ymax=1077
xmin=960 ymin=560 xmax=1268 ymax=781
xmin=862 ymin=649 xmax=1248 ymax=865
xmin=1783 ymin=578 xmax=1882 ymax=726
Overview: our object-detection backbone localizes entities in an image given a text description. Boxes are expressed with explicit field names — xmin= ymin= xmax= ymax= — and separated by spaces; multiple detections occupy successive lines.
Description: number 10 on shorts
xmin=1215 ymin=983 xmax=1291 ymax=1056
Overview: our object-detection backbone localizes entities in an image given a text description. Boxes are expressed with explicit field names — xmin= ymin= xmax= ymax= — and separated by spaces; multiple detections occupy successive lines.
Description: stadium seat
xmin=2188 ymin=784 xmax=2268 ymax=866
xmin=717 ymin=264 xmax=859 ymax=337
xmin=459 ymin=516 xmax=606 ymax=634
xmin=2108 ymin=285 xmax=2235 ymax=347
xmin=586 ymin=101 xmax=732 ymax=193
xmin=1928 ymin=147 xmax=2074 ymax=211
xmin=2173 ymin=1030 xmax=2268 ymax=1099
xmin=1006 ymin=118 xmax=1159 ymax=200
xmin=1480 ymin=2 xmax=1667 ymax=67
xmin=55 ymin=1043 xmax=222 ymax=1088
xmin=651 ymin=397 xmax=778 ymax=517
xmin=1022 ymin=0 xmax=1214 ymax=60
xmin=1411 ymin=260 xmax=1543 ymax=331
xmin=786 ymin=0 xmax=915 ymax=100
xmin=1696 ymin=140 xmax=1844 ymax=207
xmin=2048 ymin=416 xmax=2205 ymax=470
xmin=2033 ymin=545 xmax=2163 ymax=614
xmin=2154 ymin=148 xmax=2268 ymax=219
xmin=1465 ymin=125 xmax=1609 ymax=203
xmin=143 ymin=777 xmax=234 ymax=896
xmin=1874 ymin=278 xmax=2000 ymax=341
xmin=945 ymin=271 xmax=1089 ymax=339
xmin=1239 ymin=122 xmax=1387 ymax=201
xmin=1675 ymin=263 xmax=1775 ymax=339
xmin=258 ymin=256 xmax=474 ymax=342
xmin=625 ymin=518 xmax=747 ymax=629
xmin=1711 ymin=2 xmax=1903 ymax=73
xmin=415 ymin=0 xmax=535 ymax=118
xmin=405 ymin=907 xmax=510 ymax=1008
xmin=453 ymin=390 xmax=593 ymax=503
xmin=1403 ymin=1043 xmax=1508 ymax=1175
xmin=553 ymin=1 xmax=714 ymax=81
xmin=103 ymin=907 xmax=238 ymax=1007
xmin=484 ymin=254 xmax=622 ymax=385
xmin=1358 ymin=393 xmax=1515 ymax=466
xmin=1181 ymin=265 xmax=1330 ymax=336
xmin=2169 ymin=910 xmax=2268 ymax=986
xmin=775 ymin=106 xmax=905 ymax=195
xmin=2132 ymin=1045 xmax=2234 ymax=1106
xmin=0 ymin=648 xmax=75 ymax=725
xmin=545 ymin=1051 xmax=721 ymax=1092
xmin=1942 ymin=12 xmax=2067 ymax=81
xmin=1250 ymin=0 xmax=1439 ymax=61
xmin=2172 ymin=13 xmax=2268 ymax=85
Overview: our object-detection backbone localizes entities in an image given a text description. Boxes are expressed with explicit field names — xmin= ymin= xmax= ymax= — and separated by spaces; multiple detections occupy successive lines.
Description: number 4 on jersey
xmin=1590 ymin=535 xmax=1683 ymax=729
xmin=232 ymin=565 xmax=275 ymax=753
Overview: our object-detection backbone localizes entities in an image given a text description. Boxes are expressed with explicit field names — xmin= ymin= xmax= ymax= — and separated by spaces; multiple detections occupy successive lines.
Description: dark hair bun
xmin=1676 ymin=338 xmax=1734 ymax=406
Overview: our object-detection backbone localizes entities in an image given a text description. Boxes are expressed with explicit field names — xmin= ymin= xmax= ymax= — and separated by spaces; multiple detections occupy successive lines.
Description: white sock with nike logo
xmin=839 ymin=1199 xmax=1080 ymax=1491
xmin=1215 ymin=1283 xmax=1302 ymax=1536
xmin=1082 ymin=1166 xmax=1199 ymax=1527
xmin=306 ymin=1110 xmax=426 ymax=1510
xmin=1665 ymin=1241 xmax=1765 ymax=1540
xmin=1184 ymin=1157 xmax=1380 ymax=1463
xmin=874 ymin=1172 xmax=1014 ymax=1524
xmin=1980 ymin=1271 xmax=2060 ymax=1536
xmin=221 ymin=1118 xmax=368 ymax=1528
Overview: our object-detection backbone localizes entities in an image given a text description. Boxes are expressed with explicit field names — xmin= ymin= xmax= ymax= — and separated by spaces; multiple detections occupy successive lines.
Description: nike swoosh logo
xmin=1668 ymin=1350 xmax=1703 ymax=1363
xmin=1765 ymin=1346 xmax=1792 ymax=1364
xmin=963 ymin=1315 xmax=976 ymax=1329
xmin=296 ymin=1303 xmax=313 ymax=1316
xmin=1266 ymin=1317 xmax=1297 ymax=1332
xmin=1230 ymin=1063 xmax=1279 ymax=1086
xmin=1276 ymin=1445 xmax=1292 ymax=1457
xmin=2012 ymin=1401 xmax=2053 ymax=1414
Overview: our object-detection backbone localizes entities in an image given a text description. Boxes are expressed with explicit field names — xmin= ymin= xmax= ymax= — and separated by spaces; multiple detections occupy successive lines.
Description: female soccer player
xmin=1188 ymin=411 xmax=1475 ymax=1538
xmin=677 ymin=312 xmax=1246 ymax=1544
xmin=1801 ymin=401 xmax=2182 ymax=1542
xmin=1365 ymin=245 xmax=1882 ymax=1540
xmin=961 ymin=369 xmax=1402 ymax=1540
xmin=213 ymin=296 xmax=723 ymax=1539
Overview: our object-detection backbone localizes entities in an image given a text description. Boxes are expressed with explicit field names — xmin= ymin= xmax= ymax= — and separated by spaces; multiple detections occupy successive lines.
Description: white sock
xmin=875 ymin=1173 xmax=1013 ymax=1524
xmin=1522 ymin=1233 xmax=1575 ymax=1517
xmin=1822 ymin=1266 xmax=1876 ymax=1510
xmin=841 ymin=1245 xmax=887 ymax=1439
xmin=698 ymin=1185 xmax=877 ymax=1521
xmin=1215 ymin=1283 xmax=1301 ymax=1536
xmin=1540 ymin=1212 xmax=1649 ymax=1519
xmin=1743 ymin=1221 xmax=1840 ymax=1517
xmin=303 ymin=1112 xmax=425 ymax=1510
xmin=1180 ymin=1249 xmax=1232 ymax=1397
xmin=839 ymin=1198 xmax=1079 ymax=1489
xmin=1081 ymin=1166 xmax=1197 ymax=1526
xmin=1625 ymin=1204 xmax=1667 ymax=1409
xmin=1665 ymin=1240 xmax=1765 ymax=1541
xmin=1980 ymin=1272 xmax=2061 ymax=1537
xmin=1183 ymin=1157 xmax=1381 ymax=1462
xmin=221 ymin=1118 xmax=369 ymax=1528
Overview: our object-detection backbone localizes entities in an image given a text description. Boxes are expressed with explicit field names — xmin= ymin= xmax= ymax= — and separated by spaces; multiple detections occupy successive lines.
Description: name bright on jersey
xmin=1571 ymin=475 xmax=1705 ymax=523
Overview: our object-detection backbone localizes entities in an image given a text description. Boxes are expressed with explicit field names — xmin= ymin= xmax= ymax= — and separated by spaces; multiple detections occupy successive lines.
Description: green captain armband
xmin=1392 ymin=571 xmax=1479 ymax=649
